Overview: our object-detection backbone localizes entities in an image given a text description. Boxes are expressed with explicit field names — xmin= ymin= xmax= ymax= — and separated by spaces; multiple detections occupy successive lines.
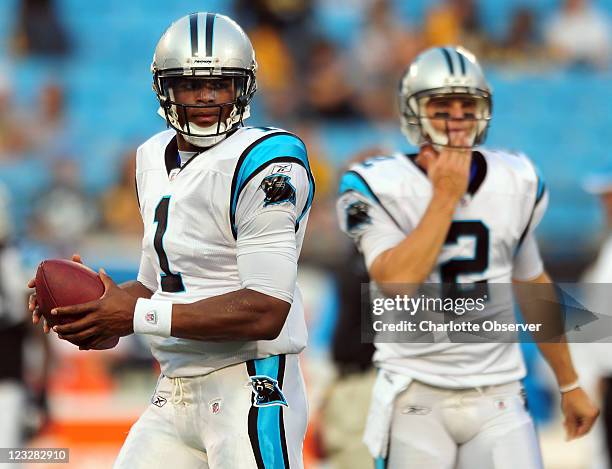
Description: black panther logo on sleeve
xmin=346 ymin=200 xmax=372 ymax=231
xmin=260 ymin=174 xmax=297 ymax=207
xmin=249 ymin=375 xmax=288 ymax=407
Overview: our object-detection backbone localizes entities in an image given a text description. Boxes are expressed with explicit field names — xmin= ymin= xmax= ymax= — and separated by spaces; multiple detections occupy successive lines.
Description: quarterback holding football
xmin=29 ymin=13 xmax=314 ymax=469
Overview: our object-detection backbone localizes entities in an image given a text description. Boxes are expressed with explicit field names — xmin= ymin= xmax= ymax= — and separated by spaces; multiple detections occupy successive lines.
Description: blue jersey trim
xmin=338 ymin=170 xmax=377 ymax=202
xmin=536 ymin=175 xmax=546 ymax=204
xmin=517 ymin=165 xmax=547 ymax=251
xmin=339 ymin=170 xmax=403 ymax=230
xmin=531 ymin=161 xmax=546 ymax=204
xmin=230 ymin=132 xmax=314 ymax=239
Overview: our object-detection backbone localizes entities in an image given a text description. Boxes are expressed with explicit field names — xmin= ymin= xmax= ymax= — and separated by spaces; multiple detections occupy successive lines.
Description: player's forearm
xmin=538 ymin=340 xmax=579 ymax=387
xmin=120 ymin=280 xmax=154 ymax=299
xmin=371 ymin=192 xmax=457 ymax=284
xmin=514 ymin=272 xmax=578 ymax=387
xmin=170 ymin=288 xmax=290 ymax=341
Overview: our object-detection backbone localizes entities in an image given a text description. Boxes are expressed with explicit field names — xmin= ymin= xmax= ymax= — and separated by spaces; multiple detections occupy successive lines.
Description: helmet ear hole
xmin=159 ymin=95 xmax=171 ymax=109
xmin=237 ymin=95 xmax=249 ymax=109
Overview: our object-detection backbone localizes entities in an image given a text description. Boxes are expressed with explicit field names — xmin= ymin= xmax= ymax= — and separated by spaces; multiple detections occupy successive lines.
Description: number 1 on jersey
xmin=154 ymin=196 xmax=185 ymax=293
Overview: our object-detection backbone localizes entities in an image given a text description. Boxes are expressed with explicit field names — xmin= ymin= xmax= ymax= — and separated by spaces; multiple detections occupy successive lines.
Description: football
xmin=35 ymin=259 xmax=119 ymax=350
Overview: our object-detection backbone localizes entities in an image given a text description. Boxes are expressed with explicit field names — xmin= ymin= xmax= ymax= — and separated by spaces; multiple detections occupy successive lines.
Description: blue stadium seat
xmin=1 ymin=0 xmax=611 ymax=247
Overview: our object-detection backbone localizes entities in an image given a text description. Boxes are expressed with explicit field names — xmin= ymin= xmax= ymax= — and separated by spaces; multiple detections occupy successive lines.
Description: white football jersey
xmin=135 ymin=126 xmax=314 ymax=377
xmin=337 ymin=149 xmax=548 ymax=388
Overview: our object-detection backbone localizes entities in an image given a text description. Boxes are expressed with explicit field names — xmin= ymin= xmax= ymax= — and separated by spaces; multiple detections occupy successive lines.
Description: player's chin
xmin=448 ymin=131 xmax=474 ymax=149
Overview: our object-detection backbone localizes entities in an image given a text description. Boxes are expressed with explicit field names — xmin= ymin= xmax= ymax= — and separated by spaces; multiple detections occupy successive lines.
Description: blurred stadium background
xmin=1 ymin=0 xmax=612 ymax=467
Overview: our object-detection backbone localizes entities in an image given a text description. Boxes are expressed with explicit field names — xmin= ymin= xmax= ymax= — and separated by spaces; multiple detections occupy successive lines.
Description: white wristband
xmin=559 ymin=380 xmax=580 ymax=394
xmin=133 ymin=298 xmax=173 ymax=338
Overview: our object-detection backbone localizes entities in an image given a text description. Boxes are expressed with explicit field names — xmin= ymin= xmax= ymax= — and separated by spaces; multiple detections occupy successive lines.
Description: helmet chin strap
xmin=183 ymin=129 xmax=228 ymax=147
xmin=423 ymin=122 xmax=478 ymax=150
xmin=158 ymin=102 xmax=252 ymax=148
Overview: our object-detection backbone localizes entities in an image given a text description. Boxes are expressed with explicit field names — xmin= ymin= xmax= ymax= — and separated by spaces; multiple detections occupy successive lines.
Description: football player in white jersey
xmin=336 ymin=46 xmax=598 ymax=468
xmin=28 ymin=13 xmax=314 ymax=469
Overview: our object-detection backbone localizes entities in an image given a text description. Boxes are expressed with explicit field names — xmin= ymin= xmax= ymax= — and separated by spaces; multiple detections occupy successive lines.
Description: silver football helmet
xmin=399 ymin=46 xmax=492 ymax=149
xmin=152 ymin=13 xmax=257 ymax=147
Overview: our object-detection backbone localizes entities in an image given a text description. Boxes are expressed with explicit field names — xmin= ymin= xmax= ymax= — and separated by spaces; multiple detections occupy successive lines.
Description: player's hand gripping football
xmin=28 ymin=253 xmax=85 ymax=334
xmin=422 ymin=141 xmax=472 ymax=204
xmin=50 ymin=269 xmax=137 ymax=350
xmin=561 ymin=387 xmax=600 ymax=441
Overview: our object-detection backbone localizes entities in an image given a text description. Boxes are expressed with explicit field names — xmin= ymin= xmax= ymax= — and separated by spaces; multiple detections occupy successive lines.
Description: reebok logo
xmin=401 ymin=405 xmax=431 ymax=415
xmin=151 ymin=395 xmax=167 ymax=408
xmin=271 ymin=163 xmax=292 ymax=174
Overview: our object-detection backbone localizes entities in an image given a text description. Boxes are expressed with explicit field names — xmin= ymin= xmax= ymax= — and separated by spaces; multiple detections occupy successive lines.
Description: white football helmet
xmin=152 ymin=13 xmax=257 ymax=147
xmin=399 ymin=46 xmax=492 ymax=149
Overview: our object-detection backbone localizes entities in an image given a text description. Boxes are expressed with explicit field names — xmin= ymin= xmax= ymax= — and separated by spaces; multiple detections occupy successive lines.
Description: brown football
xmin=35 ymin=259 xmax=119 ymax=350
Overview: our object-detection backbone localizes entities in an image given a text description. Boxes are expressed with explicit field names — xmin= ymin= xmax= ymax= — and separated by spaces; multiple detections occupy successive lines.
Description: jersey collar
xmin=467 ymin=151 xmax=487 ymax=196
xmin=164 ymin=135 xmax=180 ymax=175
xmin=164 ymin=129 xmax=242 ymax=176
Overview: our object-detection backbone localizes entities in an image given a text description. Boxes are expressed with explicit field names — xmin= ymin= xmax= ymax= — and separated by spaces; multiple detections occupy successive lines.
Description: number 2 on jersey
xmin=154 ymin=196 xmax=185 ymax=293
xmin=440 ymin=221 xmax=489 ymax=299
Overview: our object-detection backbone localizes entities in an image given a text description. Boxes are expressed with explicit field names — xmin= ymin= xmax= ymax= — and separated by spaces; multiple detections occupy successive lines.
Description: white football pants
xmin=114 ymin=354 xmax=307 ymax=469
xmin=383 ymin=380 xmax=543 ymax=469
